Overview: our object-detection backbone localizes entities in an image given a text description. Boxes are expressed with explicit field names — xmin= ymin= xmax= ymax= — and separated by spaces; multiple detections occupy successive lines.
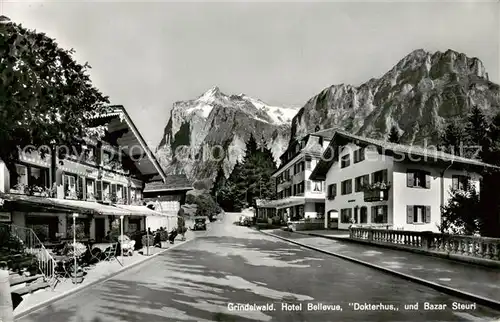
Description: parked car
xmin=192 ymin=217 xmax=207 ymax=231
xmin=239 ymin=215 xmax=251 ymax=226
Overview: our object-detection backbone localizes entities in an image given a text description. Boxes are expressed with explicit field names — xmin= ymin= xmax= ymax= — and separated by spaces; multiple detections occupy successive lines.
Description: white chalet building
xmin=309 ymin=129 xmax=497 ymax=232
xmin=256 ymin=128 xmax=339 ymax=229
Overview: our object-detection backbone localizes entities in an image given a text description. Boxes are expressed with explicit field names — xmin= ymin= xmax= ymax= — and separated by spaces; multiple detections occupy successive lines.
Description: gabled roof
xmin=309 ymin=127 xmax=338 ymax=140
xmin=143 ymin=174 xmax=193 ymax=193
xmin=95 ymin=105 xmax=167 ymax=183
xmin=310 ymin=129 xmax=500 ymax=181
xmin=272 ymin=128 xmax=337 ymax=177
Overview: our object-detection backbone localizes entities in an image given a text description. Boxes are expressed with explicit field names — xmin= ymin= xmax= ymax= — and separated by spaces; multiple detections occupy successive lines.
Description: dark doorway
xmin=95 ymin=218 xmax=105 ymax=242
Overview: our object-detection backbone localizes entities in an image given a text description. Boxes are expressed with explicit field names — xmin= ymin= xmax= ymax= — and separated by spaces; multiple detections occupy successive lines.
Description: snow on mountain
xmin=157 ymin=87 xmax=296 ymax=180
xmin=238 ymin=94 xmax=298 ymax=125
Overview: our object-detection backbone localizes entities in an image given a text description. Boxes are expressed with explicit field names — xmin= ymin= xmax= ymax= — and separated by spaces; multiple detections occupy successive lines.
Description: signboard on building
xmin=0 ymin=212 xmax=11 ymax=222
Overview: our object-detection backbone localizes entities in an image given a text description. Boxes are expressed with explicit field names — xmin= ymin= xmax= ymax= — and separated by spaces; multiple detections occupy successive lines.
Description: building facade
xmin=310 ymin=130 xmax=492 ymax=232
xmin=258 ymin=128 xmax=338 ymax=228
xmin=0 ymin=105 xmax=170 ymax=242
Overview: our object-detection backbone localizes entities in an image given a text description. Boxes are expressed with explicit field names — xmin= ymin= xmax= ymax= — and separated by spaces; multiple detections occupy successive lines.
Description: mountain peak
xmin=198 ymin=86 xmax=222 ymax=103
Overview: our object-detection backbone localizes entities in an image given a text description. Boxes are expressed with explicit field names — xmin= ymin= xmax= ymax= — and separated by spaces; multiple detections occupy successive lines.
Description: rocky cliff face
xmin=156 ymin=87 xmax=298 ymax=180
xmin=290 ymin=49 xmax=500 ymax=145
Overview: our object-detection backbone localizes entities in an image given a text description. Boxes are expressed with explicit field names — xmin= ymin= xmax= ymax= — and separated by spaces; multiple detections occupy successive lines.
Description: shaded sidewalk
xmin=13 ymin=232 xmax=195 ymax=319
xmin=266 ymin=229 xmax=500 ymax=305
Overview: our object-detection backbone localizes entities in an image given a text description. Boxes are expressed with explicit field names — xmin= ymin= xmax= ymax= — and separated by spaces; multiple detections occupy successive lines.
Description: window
xmin=355 ymin=175 xmax=370 ymax=192
xmin=360 ymin=206 xmax=368 ymax=223
xmin=63 ymin=174 xmax=77 ymax=198
xmin=315 ymin=203 xmax=325 ymax=218
xmin=327 ymin=184 xmax=337 ymax=200
xmin=305 ymin=160 xmax=311 ymax=170
xmin=340 ymin=208 xmax=352 ymax=223
xmin=298 ymin=205 xmax=304 ymax=218
xmin=86 ymin=179 xmax=96 ymax=199
xmin=407 ymin=170 xmax=430 ymax=188
xmin=371 ymin=205 xmax=388 ymax=223
xmin=29 ymin=167 xmax=49 ymax=188
xmin=341 ymin=179 xmax=352 ymax=195
xmin=312 ymin=181 xmax=322 ymax=192
xmin=407 ymin=205 xmax=431 ymax=224
xmin=103 ymin=182 xmax=111 ymax=200
xmin=372 ymin=169 xmax=388 ymax=183
xmin=341 ymin=154 xmax=351 ymax=168
xmin=84 ymin=146 xmax=96 ymax=163
xmin=102 ymin=151 xmax=111 ymax=165
xmin=353 ymin=148 xmax=365 ymax=163
xmin=452 ymin=175 xmax=470 ymax=191
xmin=10 ymin=164 xmax=28 ymax=190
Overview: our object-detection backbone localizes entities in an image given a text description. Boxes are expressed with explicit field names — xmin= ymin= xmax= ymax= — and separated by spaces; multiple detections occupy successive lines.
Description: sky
xmin=4 ymin=0 xmax=499 ymax=148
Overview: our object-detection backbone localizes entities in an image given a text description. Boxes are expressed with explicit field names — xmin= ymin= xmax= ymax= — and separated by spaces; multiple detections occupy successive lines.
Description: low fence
xmin=349 ymin=227 xmax=500 ymax=265
xmin=289 ymin=219 xmax=324 ymax=231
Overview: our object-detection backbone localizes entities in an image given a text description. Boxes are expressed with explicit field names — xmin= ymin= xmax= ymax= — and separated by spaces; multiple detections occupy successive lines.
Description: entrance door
xmin=95 ymin=218 xmax=105 ymax=242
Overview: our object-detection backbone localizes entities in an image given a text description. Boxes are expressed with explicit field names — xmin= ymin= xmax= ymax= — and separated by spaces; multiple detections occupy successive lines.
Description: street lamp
xmin=120 ymin=215 xmax=124 ymax=264
xmin=72 ymin=213 xmax=78 ymax=284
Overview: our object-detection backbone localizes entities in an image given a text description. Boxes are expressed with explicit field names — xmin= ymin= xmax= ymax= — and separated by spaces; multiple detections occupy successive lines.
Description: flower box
xmin=363 ymin=182 xmax=391 ymax=202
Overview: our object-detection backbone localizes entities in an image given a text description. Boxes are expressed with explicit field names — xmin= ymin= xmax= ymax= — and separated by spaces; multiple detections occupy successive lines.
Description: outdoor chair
xmin=102 ymin=242 xmax=122 ymax=266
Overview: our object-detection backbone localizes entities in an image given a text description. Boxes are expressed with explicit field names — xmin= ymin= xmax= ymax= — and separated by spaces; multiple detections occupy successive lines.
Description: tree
xmin=0 ymin=21 xmax=109 ymax=174
xmin=439 ymin=184 xmax=482 ymax=235
xmin=439 ymin=119 xmax=468 ymax=156
xmin=387 ymin=125 xmax=400 ymax=143
xmin=212 ymin=134 xmax=277 ymax=212
xmin=466 ymin=106 xmax=488 ymax=148
xmin=438 ymin=111 xmax=500 ymax=237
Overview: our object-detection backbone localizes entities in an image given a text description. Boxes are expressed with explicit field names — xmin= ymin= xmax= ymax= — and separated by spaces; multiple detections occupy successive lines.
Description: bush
xmin=159 ymin=230 xmax=169 ymax=241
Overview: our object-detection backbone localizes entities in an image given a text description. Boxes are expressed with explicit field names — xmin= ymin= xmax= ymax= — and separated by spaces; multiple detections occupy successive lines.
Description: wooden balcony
xmin=363 ymin=188 xmax=389 ymax=202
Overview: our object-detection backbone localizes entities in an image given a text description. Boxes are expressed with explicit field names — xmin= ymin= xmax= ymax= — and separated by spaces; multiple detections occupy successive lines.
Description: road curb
xmin=260 ymin=230 xmax=500 ymax=311
xmin=13 ymin=239 xmax=193 ymax=320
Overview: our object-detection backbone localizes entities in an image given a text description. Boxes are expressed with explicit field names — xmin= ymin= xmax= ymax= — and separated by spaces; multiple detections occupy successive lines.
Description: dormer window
xmin=319 ymin=136 xmax=324 ymax=146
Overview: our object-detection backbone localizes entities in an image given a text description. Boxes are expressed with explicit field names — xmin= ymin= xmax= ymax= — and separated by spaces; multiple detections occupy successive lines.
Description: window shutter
xmin=425 ymin=206 xmax=431 ymax=223
xmin=407 ymin=172 xmax=414 ymax=187
xmin=96 ymin=181 xmax=102 ymax=200
xmin=348 ymin=180 xmax=352 ymax=194
xmin=407 ymin=205 xmax=414 ymax=224
xmin=55 ymin=169 xmax=63 ymax=186
xmin=452 ymin=176 xmax=458 ymax=190
xmin=360 ymin=148 xmax=365 ymax=161
xmin=425 ymin=173 xmax=431 ymax=189
xmin=383 ymin=205 xmax=388 ymax=223
xmin=78 ymin=176 xmax=84 ymax=200
xmin=111 ymin=184 xmax=117 ymax=199
xmin=371 ymin=206 xmax=376 ymax=223
xmin=124 ymin=186 xmax=128 ymax=204
xmin=332 ymin=183 xmax=337 ymax=196
xmin=371 ymin=172 xmax=375 ymax=184
xmin=62 ymin=174 xmax=68 ymax=193
xmin=382 ymin=169 xmax=388 ymax=183
xmin=306 ymin=181 xmax=311 ymax=191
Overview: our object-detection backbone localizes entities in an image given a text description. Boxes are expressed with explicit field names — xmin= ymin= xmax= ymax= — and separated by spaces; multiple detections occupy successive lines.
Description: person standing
xmin=177 ymin=208 xmax=186 ymax=241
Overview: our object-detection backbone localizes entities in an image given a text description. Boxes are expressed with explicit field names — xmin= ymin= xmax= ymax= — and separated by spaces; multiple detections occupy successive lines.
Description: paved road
xmin=18 ymin=213 xmax=500 ymax=322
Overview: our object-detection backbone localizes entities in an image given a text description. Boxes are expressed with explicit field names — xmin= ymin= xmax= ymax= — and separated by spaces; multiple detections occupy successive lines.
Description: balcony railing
xmin=363 ymin=182 xmax=391 ymax=202
xmin=350 ymin=227 xmax=500 ymax=263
